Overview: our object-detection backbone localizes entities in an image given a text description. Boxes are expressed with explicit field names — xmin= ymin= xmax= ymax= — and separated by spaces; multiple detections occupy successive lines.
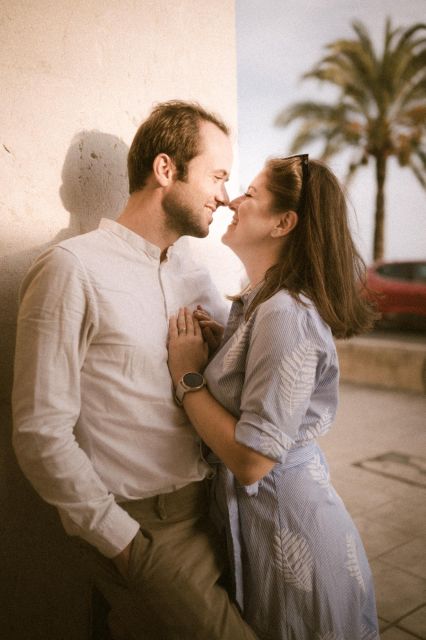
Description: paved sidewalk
xmin=321 ymin=383 xmax=426 ymax=640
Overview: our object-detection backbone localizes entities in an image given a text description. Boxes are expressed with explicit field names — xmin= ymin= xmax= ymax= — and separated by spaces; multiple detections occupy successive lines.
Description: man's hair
xmin=127 ymin=100 xmax=230 ymax=194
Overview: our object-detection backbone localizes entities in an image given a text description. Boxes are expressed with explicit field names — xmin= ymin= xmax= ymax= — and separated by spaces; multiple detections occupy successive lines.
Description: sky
xmin=235 ymin=0 xmax=426 ymax=263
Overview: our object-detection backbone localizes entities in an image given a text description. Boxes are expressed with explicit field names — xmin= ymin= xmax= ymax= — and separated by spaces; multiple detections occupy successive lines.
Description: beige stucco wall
xmin=0 ymin=2 xmax=239 ymax=637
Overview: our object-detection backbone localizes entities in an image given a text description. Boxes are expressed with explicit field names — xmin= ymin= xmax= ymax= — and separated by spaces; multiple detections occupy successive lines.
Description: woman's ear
xmin=152 ymin=153 xmax=176 ymax=187
xmin=271 ymin=210 xmax=298 ymax=238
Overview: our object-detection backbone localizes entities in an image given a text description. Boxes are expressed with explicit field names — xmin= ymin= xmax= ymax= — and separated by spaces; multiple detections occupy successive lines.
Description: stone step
xmin=335 ymin=336 xmax=426 ymax=394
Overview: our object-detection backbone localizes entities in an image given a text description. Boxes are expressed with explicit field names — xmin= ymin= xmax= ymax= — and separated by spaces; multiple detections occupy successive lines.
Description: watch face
xmin=183 ymin=372 xmax=204 ymax=388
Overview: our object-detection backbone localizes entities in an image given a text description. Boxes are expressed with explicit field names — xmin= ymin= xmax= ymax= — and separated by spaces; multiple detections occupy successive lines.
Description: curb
xmin=335 ymin=337 xmax=426 ymax=394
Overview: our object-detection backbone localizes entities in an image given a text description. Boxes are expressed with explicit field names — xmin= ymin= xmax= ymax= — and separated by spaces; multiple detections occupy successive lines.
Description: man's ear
xmin=152 ymin=153 xmax=176 ymax=187
xmin=271 ymin=210 xmax=298 ymax=238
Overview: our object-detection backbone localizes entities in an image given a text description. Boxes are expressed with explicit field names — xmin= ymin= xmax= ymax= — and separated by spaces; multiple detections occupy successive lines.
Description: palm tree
xmin=275 ymin=19 xmax=426 ymax=260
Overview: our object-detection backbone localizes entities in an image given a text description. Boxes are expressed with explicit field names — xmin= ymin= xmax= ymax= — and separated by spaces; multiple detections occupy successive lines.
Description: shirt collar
xmin=99 ymin=218 xmax=164 ymax=260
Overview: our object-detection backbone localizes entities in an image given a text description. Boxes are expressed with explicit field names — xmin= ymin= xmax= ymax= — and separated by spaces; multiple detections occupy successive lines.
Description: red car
xmin=366 ymin=260 xmax=426 ymax=329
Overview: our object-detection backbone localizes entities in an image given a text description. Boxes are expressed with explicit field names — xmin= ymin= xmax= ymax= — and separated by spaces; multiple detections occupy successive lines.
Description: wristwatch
xmin=175 ymin=372 xmax=206 ymax=406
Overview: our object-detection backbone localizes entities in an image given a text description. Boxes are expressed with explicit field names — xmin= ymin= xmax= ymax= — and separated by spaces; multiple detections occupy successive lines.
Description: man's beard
xmin=163 ymin=191 xmax=208 ymax=239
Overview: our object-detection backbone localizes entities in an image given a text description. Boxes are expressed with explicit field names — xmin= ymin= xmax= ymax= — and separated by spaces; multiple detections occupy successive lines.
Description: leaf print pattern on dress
xmin=361 ymin=625 xmax=380 ymax=640
xmin=259 ymin=431 xmax=292 ymax=461
xmin=307 ymin=453 xmax=332 ymax=496
xmin=301 ymin=407 xmax=333 ymax=441
xmin=222 ymin=322 xmax=248 ymax=372
xmin=273 ymin=527 xmax=313 ymax=592
xmin=345 ymin=533 xmax=365 ymax=592
xmin=279 ymin=340 xmax=317 ymax=416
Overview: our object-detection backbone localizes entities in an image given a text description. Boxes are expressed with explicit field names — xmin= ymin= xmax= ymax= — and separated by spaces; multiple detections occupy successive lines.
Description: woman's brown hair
xmin=245 ymin=156 xmax=378 ymax=338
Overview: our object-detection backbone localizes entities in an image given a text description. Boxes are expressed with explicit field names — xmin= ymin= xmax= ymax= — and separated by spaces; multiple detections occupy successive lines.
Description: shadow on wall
xmin=0 ymin=130 xmax=129 ymax=402
xmin=60 ymin=130 xmax=129 ymax=236
xmin=0 ymin=131 xmax=129 ymax=640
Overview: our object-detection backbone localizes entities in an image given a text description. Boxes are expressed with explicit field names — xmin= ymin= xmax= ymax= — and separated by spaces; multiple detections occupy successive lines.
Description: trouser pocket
xmin=126 ymin=528 xmax=153 ymax=585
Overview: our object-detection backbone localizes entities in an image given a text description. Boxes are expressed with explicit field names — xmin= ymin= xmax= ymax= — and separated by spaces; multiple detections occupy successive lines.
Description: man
xmin=12 ymin=101 xmax=256 ymax=639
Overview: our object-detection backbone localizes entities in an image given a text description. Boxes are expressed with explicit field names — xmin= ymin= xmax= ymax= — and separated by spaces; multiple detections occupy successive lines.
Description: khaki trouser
xmin=76 ymin=480 xmax=257 ymax=640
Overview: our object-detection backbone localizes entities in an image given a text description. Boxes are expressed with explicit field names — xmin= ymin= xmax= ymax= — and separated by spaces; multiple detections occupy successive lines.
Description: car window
xmin=413 ymin=263 xmax=426 ymax=283
xmin=377 ymin=263 xmax=413 ymax=281
xmin=377 ymin=262 xmax=426 ymax=283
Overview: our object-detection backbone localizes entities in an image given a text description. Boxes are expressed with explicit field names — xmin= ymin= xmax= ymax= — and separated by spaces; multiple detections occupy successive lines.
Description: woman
xmin=167 ymin=155 xmax=379 ymax=640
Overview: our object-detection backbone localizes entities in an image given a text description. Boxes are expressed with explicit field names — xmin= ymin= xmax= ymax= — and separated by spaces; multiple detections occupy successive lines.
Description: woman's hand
xmin=193 ymin=305 xmax=224 ymax=356
xmin=168 ymin=307 xmax=209 ymax=386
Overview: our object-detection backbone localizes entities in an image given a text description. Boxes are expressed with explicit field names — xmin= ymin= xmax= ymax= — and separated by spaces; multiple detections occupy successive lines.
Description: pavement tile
xmin=355 ymin=452 xmax=426 ymax=489
xmin=329 ymin=469 xmax=392 ymax=516
xmin=323 ymin=385 xmax=426 ymax=463
xmin=363 ymin=496 xmax=426 ymax=536
xmin=381 ymin=626 xmax=424 ymax=639
xmin=315 ymin=384 xmax=426 ymax=633
xmin=370 ymin=559 xmax=426 ymax=622
xmin=379 ymin=617 xmax=392 ymax=632
xmin=352 ymin=515 xmax=414 ymax=560
xmin=398 ymin=605 xmax=426 ymax=638
xmin=379 ymin=538 xmax=426 ymax=579
xmin=376 ymin=483 xmax=426 ymax=503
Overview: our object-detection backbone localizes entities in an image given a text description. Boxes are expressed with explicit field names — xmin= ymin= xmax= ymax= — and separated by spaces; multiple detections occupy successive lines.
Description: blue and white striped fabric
xmin=205 ymin=287 xmax=379 ymax=640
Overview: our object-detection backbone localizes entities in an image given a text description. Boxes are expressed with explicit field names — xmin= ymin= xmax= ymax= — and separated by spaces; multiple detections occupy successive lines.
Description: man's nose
xmin=215 ymin=183 xmax=230 ymax=207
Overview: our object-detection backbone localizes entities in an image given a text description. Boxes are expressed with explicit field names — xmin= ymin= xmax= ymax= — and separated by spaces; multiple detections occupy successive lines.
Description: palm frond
xmin=275 ymin=101 xmax=348 ymax=127
xmin=304 ymin=61 xmax=373 ymax=114
xmin=274 ymin=18 xmax=426 ymax=258
xmin=388 ymin=26 xmax=426 ymax=94
xmin=398 ymin=74 xmax=426 ymax=110
xmin=289 ymin=127 xmax=324 ymax=153
xmin=394 ymin=23 xmax=426 ymax=52
xmin=344 ymin=155 xmax=367 ymax=185
xmin=396 ymin=49 xmax=426 ymax=88
xmin=396 ymin=104 xmax=426 ymax=126
xmin=352 ymin=20 xmax=377 ymax=64
xmin=407 ymin=156 xmax=426 ymax=188
xmin=308 ymin=42 xmax=377 ymax=95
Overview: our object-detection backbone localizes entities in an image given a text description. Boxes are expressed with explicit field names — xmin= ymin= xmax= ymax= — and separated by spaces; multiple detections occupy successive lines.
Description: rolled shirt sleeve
xmin=235 ymin=304 xmax=319 ymax=464
xmin=12 ymin=247 xmax=140 ymax=557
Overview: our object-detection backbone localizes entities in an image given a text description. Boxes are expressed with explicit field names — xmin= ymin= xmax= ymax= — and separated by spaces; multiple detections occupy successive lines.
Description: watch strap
xmin=175 ymin=372 xmax=206 ymax=406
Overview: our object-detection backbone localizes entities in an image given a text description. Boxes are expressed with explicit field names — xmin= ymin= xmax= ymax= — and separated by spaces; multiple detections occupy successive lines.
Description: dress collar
xmin=239 ymin=280 xmax=265 ymax=312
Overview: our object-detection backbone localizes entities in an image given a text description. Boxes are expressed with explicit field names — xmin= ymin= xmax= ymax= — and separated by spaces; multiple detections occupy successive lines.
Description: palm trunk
xmin=373 ymin=153 xmax=387 ymax=261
